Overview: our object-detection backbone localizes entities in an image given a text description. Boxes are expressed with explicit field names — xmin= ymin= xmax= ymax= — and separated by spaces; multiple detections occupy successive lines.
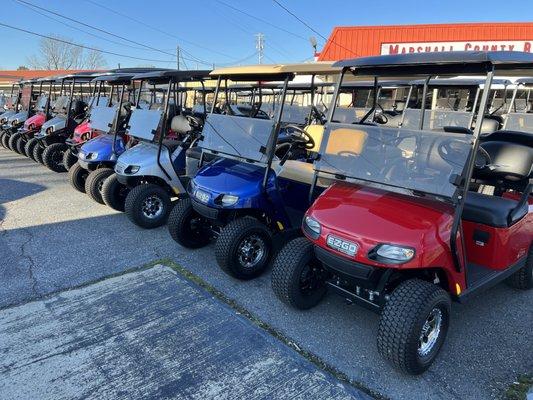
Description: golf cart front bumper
xmin=190 ymin=198 xmax=222 ymax=220
xmin=314 ymin=245 xmax=377 ymax=282
xmin=313 ymin=245 xmax=389 ymax=313
xmin=115 ymin=173 xmax=137 ymax=187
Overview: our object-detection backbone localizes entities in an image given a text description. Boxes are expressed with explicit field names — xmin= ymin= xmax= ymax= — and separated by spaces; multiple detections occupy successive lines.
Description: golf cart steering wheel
xmin=311 ymin=105 xmax=327 ymax=124
xmin=254 ymin=108 xmax=270 ymax=119
xmin=249 ymin=103 xmax=269 ymax=119
xmin=474 ymin=146 xmax=492 ymax=169
xmin=437 ymin=138 xmax=470 ymax=166
xmin=285 ymin=124 xmax=315 ymax=149
xmin=186 ymin=115 xmax=203 ymax=130
xmin=373 ymin=103 xmax=389 ymax=125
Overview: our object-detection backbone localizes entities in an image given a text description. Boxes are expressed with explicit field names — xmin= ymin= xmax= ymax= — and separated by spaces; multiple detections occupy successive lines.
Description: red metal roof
xmin=318 ymin=22 xmax=533 ymax=61
xmin=0 ymin=69 xmax=100 ymax=84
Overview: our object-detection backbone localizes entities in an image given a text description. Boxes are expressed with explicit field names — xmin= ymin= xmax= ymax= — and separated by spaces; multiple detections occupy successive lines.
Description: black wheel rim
xmin=237 ymin=234 xmax=266 ymax=269
xmin=97 ymin=178 xmax=105 ymax=193
xmin=52 ymin=150 xmax=64 ymax=168
xmin=299 ymin=262 xmax=324 ymax=295
xmin=141 ymin=195 xmax=164 ymax=219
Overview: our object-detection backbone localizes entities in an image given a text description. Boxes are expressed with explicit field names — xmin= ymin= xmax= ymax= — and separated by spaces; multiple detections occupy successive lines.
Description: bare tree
xmin=27 ymin=35 xmax=107 ymax=70
xmin=84 ymin=49 xmax=107 ymax=70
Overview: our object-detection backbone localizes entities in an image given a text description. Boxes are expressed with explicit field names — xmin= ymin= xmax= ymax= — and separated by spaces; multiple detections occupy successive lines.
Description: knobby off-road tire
xmin=1 ymin=131 xmax=10 ymax=149
xmin=124 ymin=184 xmax=172 ymax=229
xmin=377 ymin=279 xmax=451 ymax=375
xmin=0 ymin=131 xmax=6 ymax=148
xmin=33 ymin=141 xmax=46 ymax=164
xmin=215 ymin=217 xmax=272 ymax=280
xmin=43 ymin=143 xmax=68 ymax=172
xmin=16 ymin=134 xmax=28 ymax=156
xmin=8 ymin=132 xmax=23 ymax=154
xmin=68 ymin=162 xmax=89 ymax=193
xmin=25 ymin=138 xmax=40 ymax=161
xmin=101 ymin=173 xmax=129 ymax=212
xmin=506 ymin=245 xmax=533 ymax=290
xmin=62 ymin=149 xmax=78 ymax=170
xmin=85 ymin=168 xmax=114 ymax=204
xmin=271 ymin=237 xmax=327 ymax=310
xmin=167 ymin=198 xmax=210 ymax=248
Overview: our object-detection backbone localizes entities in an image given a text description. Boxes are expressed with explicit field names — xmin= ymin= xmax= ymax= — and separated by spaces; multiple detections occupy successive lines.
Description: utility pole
xmin=176 ymin=45 xmax=180 ymax=70
xmin=255 ymin=33 xmax=264 ymax=64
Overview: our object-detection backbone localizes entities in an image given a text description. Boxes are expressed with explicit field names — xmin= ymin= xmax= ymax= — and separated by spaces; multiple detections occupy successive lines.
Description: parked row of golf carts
xmin=2 ymin=51 xmax=531 ymax=375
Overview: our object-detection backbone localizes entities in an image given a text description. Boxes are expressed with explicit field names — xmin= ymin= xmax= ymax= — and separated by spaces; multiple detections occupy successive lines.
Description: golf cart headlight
xmin=124 ymin=165 xmax=140 ymax=174
xmin=11 ymin=119 xmax=18 ymax=126
xmin=374 ymin=244 xmax=415 ymax=263
xmin=220 ymin=194 xmax=239 ymax=206
xmin=46 ymin=126 xmax=54 ymax=134
xmin=85 ymin=152 xmax=98 ymax=160
xmin=304 ymin=216 xmax=321 ymax=239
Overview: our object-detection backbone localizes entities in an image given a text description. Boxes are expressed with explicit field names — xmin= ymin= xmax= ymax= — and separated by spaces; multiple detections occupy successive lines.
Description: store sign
xmin=381 ymin=40 xmax=533 ymax=55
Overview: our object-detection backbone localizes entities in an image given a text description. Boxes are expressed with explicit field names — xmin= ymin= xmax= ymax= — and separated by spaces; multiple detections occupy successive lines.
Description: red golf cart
xmin=271 ymin=51 xmax=533 ymax=375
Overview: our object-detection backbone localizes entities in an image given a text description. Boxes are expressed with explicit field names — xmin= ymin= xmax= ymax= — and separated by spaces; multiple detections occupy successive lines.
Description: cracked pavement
xmin=1 ymin=147 xmax=532 ymax=399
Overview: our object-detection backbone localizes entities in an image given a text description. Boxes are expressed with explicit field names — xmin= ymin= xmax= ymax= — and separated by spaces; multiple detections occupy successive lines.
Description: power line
xmin=215 ymin=0 xmax=308 ymax=42
xmin=13 ymin=0 xmax=149 ymax=52
xmin=0 ymin=21 xmax=175 ymax=63
xmin=15 ymin=0 xmax=177 ymax=58
xmin=271 ymin=0 xmax=359 ymax=57
xmin=82 ymin=0 xmax=240 ymax=62
xmin=271 ymin=0 xmax=327 ymax=43
xmin=212 ymin=4 xmax=289 ymax=61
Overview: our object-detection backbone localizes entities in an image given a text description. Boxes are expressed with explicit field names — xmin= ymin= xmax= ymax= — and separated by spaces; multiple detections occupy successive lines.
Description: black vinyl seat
xmin=463 ymin=192 xmax=527 ymax=227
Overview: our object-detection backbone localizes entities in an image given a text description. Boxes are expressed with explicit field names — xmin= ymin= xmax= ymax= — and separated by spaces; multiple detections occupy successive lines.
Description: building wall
xmin=318 ymin=22 xmax=533 ymax=61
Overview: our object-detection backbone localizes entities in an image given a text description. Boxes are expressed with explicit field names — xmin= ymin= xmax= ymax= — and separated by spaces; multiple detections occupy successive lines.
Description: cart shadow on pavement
xmin=0 ymin=178 xmax=47 ymax=206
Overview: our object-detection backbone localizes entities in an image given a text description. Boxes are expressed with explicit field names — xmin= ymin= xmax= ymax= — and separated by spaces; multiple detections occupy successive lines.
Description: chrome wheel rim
xmin=237 ymin=234 xmax=265 ymax=269
xmin=141 ymin=195 xmax=163 ymax=219
xmin=418 ymin=308 xmax=443 ymax=357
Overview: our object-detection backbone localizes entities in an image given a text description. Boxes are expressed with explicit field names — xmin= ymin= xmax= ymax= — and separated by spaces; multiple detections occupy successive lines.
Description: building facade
xmin=317 ymin=22 xmax=533 ymax=61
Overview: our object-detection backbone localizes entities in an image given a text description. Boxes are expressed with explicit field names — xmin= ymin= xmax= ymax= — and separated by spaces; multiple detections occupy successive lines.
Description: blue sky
xmin=1 ymin=0 xmax=533 ymax=70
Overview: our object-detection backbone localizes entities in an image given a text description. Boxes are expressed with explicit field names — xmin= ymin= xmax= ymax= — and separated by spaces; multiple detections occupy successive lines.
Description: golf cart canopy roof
xmin=210 ymin=62 xmax=339 ymax=81
xmin=35 ymin=76 xmax=62 ymax=83
xmin=57 ymin=71 xmax=103 ymax=82
xmin=334 ymin=51 xmax=533 ymax=76
xmin=131 ymin=69 xmax=212 ymax=83
xmin=92 ymin=68 xmax=166 ymax=85
xmin=19 ymin=78 xmax=41 ymax=85
xmin=228 ymin=82 xmax=282 ymax=90
xmin=341 ymin=80 xmax=411 ymax=88
xmin=409 ymin=78 xmax=512 ymax=86
xmin=515 ymin=77 xmax=533 ymax=85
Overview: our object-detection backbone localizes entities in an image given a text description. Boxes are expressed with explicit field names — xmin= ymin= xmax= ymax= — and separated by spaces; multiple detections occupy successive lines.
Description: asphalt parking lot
xmin=0 ymin=265 xmax=365 ymax=400
xmin=1 ymin=147 xmax=532 ymax=399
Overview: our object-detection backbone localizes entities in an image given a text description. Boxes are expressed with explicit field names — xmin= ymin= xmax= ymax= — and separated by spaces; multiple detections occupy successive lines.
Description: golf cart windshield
xmin=332 ymin=87 xmax=374 ymax=123
xmin=89 ymin=104 xmax=118 ymax=133
xmin=52 ymin=96 xmax=70 ymax=114
xmin=502 ymin=86 xmax=533 ymax=131
xmin=126 ymin=108 xmax=163 ymax=141
xmin=401 ymin=85 xmax=477 ymax=130
xmin=35 ymin=96 xmax=48 ymax=111
xmin=201 ymin=113 xmax=273 ymax=163
xmin=316 ymin=123 xmax=471 ymax=198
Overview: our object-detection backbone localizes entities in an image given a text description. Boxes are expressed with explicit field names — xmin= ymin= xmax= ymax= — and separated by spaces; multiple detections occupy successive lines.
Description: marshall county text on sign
xmin=381 ymin=41 xmax=533 ymax=55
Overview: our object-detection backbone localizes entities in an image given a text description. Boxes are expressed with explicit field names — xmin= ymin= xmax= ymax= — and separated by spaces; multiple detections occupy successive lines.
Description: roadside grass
xmin=505 ymin=374 xmax=533 ymax=400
